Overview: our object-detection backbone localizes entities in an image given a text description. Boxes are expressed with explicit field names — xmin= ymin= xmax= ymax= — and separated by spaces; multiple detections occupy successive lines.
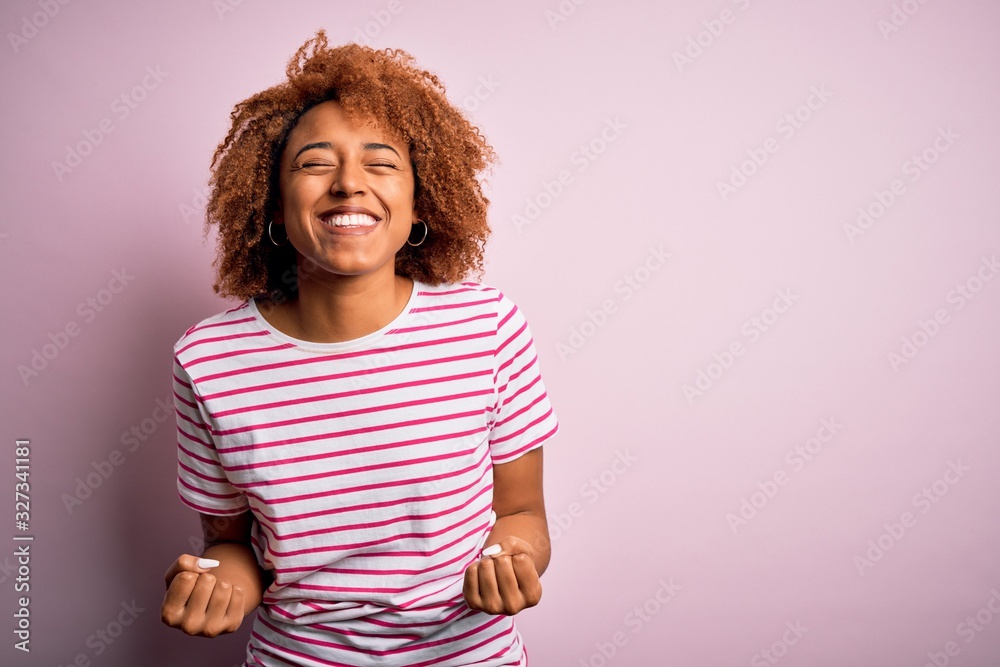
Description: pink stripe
xmin=311 ymin=546 xmax=476 ymax=578
xmin=275 ymin=535 xmax=480 ymax=577
xmin=410 ymin=297 xmax=496 ymax=313
xmin=178 ymin=459 xmax=230 ymax=484
xmin=492 ymin=404 xmax=554 ymax=446
xmin=493 ymin=422 xmax=559 ymax=464
xmin=216 ymin=411 xmax=484 ymax=457
xmin=389 ymin=311 xmax=493 ymax=334
xmin=178 ymin=475 xmax=241 ymax=499
xmin=240 ymin=431 xmax=476 ymax=490
xmin=497 ymin=338 xmax=532 ymax=379
xmin=276 ymin=520 xmax=488 ymax=564
xmin=176 ymin=328 xmax=271 ymax=355
xmin=496 ymin=301 xmax=516 ymax=332
xmin=212 ymin=368 xmax=491 ymax=418
xmin=251 ymin=630 xmax=355 ymax=667
xmin=194 ymin=332 xmax=492 ymax=387
xmin=259 ymin=483 xmax=490 ymax=542
xmin=498 ymin=350 xmax=538 ymax=395
xmin=262 ymin=500 xmax=490 ymax=557
xmin=416 ymin=285 xmax=480 ymax=296
xmin=177 ymin=441 xmax=218 ymax=468
xmin=174 ymin=408 xmax=208 ymax=436
xmin=198 ymin=349 xmax=493 ymax=401
xmin=187 ymin=341 xmax=293 ymax=367
xmin=176 ymin=425 xmax=212 ymax=451
xmin=176 ymin=493 xmax=246 ymax=516
xmin=242 ymin=430 xmax=487 ymax=503
xmin=180 ymin=308 xmax=251 ymax=337
xmin=268 ymin=604 xmax=424 ymax=642
xmin=498 ymin=373 xmax=541 ymax=412
xmin=172 ymin=387 xmax=197 ymax=411
xmin=356 ymin=603 xmax=469 ymax=629
xmin=253 ymin=603 xmax=509 ymax=661
xmin=253 ymin=454 xmax=491 ymax=523
xmin=214 ymin=388 xmax=490 ymax=437
xmin=495 ymin=316 xmax=526 ymax=360
xmin=172 ymin=368 xmax=192 ymax=389
xmin=217 ymin=410 xmax=486 ymax=472
xmin=494 ymin=392 xmax=547 ymax=434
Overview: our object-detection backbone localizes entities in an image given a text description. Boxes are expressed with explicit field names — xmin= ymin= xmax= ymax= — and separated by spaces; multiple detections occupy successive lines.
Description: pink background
xmin=2 ymin=0 xmax=999 ymax=665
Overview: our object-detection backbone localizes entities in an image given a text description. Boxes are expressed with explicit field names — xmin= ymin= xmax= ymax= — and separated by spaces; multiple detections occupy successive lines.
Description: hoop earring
xmin=406 ymin=219 xmax=429 ymax=247
xmin=268 ymin=221 xmax=288 ymax=247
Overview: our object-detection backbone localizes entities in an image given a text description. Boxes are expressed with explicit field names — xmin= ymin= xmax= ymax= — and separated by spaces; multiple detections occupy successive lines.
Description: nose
xmin=330 ymin=160 xmax=365 ymax=197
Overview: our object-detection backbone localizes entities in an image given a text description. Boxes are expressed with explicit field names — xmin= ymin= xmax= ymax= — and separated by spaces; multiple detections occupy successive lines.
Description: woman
xmin=160 ymin=31 xmax=559 ymax=667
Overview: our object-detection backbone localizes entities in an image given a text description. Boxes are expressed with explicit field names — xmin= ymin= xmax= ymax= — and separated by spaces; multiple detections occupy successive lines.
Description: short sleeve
xmin=489 ymin=292 xmax=559 ymax=464
xmin=173 ymin=354 xmax=249 ymax=516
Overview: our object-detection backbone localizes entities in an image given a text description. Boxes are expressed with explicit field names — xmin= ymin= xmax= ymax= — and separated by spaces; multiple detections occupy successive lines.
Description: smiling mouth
xmin=319 ymin=213 xmax=380 ymax=228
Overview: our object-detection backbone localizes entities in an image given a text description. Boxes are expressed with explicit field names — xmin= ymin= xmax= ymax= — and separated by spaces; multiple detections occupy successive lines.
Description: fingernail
xmin=481 ymin=544 xmax=502 ymax=558
xmin=197 ymin=558 xmax=220 ymax=569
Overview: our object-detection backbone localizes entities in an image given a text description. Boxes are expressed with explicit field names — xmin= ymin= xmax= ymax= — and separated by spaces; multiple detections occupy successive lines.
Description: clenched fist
xmin=463 ymin=536 xmax=542 ymax=616
xmin=161 ymin=554 xmax=246 ymax=637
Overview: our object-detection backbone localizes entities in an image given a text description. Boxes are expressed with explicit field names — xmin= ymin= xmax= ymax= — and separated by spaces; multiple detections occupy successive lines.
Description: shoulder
xmin=412 ymin=281 xmax=532 ymax=327
xmin=413 ymin=280 xmax=520 ymax=311
xmin=414 ymin=280 xmax=501 ymax=302
xmin=172 ymin=299 xmax=255 ymax=364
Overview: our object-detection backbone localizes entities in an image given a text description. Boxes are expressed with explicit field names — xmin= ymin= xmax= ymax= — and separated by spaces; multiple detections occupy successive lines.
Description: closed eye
xmin=290 ymin=161 xmax=336 ymax=173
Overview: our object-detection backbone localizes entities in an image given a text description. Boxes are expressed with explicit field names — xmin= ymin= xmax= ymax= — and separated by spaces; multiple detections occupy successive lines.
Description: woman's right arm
xmin=160 ymin=510 xmax=271 ymax=637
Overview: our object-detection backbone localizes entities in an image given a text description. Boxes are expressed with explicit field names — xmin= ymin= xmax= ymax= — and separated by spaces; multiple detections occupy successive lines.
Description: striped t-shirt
xmin=172 ymin=281 xmax=559 ymax=667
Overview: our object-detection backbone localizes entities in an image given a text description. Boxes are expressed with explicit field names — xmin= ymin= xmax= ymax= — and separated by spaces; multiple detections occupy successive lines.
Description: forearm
xmin=202 ymin=541 xmax=271 ymax=614
xmin=485 ymin=511 xmax=551 ymax=576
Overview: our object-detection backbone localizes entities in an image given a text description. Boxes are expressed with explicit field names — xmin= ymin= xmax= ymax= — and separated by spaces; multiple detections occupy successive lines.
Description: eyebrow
xmin=292 ymin=141 xmax=401 ymax=160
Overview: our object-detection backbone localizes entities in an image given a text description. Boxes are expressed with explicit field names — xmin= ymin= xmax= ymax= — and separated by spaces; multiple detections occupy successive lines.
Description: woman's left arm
xmin=463 ymin=447 xmax=551 ymax=615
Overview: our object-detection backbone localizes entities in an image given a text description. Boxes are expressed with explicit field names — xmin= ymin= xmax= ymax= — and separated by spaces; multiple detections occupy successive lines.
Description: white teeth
xmin=323 ymin=213 xmax=378 ymax=227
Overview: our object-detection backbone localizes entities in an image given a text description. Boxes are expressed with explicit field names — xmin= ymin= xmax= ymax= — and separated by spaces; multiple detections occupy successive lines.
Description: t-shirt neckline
xmin=247 ymin=280 xmax=421 ymax=353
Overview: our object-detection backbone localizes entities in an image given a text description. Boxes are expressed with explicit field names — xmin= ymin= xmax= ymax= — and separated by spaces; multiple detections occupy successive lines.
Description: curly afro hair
xmin=203 ymin=30 xmax=497 ymax=301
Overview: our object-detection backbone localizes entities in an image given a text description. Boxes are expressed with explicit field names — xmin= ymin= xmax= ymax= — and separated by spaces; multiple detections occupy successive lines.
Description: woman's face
xmin=275 ymin=99 xmax=416 ymax=285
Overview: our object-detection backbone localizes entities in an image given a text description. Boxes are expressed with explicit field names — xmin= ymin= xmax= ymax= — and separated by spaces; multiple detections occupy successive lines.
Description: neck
xmin=264 ymin=261 xmax=413 ymax=344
